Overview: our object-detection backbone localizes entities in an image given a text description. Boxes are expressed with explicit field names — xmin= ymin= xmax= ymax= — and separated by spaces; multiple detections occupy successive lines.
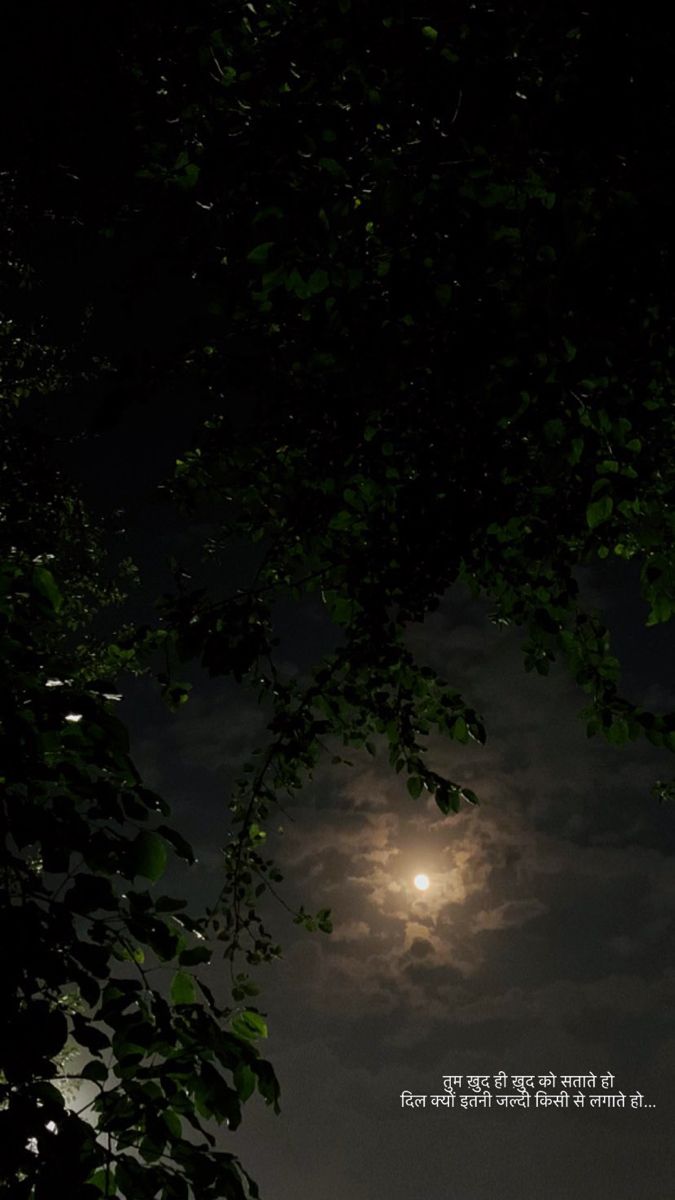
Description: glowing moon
xmin=414 ymin=873 xmax=430 ymax=891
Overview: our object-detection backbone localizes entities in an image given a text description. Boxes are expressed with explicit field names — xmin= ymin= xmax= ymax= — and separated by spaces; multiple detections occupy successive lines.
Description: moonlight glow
xmin=413 ymin=873 xmax=430 ymax=891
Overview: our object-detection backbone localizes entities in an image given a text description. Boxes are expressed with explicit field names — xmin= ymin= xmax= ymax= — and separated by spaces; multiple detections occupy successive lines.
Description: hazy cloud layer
xmin=127 ymin=582 xmax=675 ymax=1199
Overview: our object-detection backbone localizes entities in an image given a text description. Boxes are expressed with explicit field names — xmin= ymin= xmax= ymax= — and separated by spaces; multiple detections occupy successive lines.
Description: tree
xmin=0 ymin=423 xmax=280 ymax=1200
xmin=3 ymin=2 xmax=675 ymax=1196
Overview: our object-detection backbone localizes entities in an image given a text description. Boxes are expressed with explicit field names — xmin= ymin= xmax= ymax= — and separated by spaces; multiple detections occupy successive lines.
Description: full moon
xmin=414 ymin=873 xmax=430 ymax=891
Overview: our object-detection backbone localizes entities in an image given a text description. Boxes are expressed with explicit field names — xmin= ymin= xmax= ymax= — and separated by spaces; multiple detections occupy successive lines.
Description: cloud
xmin=116 ymin=575 xmax=675 ymax=1198
xmin=124 ymin=578 xmax=675 ymax=1136
xmin=471 ymin=897 xmax=548 ymax=932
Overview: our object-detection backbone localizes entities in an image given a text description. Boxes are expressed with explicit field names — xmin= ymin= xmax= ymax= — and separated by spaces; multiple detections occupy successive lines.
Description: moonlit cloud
xmin=127 ymin=582 xmax=675 ymax=1199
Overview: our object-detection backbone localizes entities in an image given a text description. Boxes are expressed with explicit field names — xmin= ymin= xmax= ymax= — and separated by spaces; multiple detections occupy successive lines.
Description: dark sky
xmin=123 ymin=562 xmax=675 ymax=1199
xmin=13 ymin=11 xmax=675 ymax=1190
xmin=50 ymin=388 xmax=675 ymax=1197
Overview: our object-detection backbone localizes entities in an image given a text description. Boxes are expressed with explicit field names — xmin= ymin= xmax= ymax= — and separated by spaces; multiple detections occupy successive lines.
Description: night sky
xmin=22 ymin=414 xmax=675 ymax=1195
xmin=46 ymin=378 xmax=675 ymax=1198
xmin=8 ymin=9 xmax=675 ymax=1196
xmin=120 ymin=533 xmax=675 ymax=1198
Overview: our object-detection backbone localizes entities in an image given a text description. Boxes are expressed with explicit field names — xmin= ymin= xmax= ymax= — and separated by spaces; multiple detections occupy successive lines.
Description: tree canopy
xmin=3 ymin=3 xmax=675 ymax=1197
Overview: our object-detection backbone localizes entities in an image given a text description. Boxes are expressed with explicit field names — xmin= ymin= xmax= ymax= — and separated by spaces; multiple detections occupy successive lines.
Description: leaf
xmin=319 ymin=157 xmax=347 ymax=179
xmin=460 ymin=787 xmax=479 ymax=806
xmin=586 ymin=495 xmax=613 ymax=529
xmin=33 ymin=565 xmax=63 ymax=612
xmin=195 ymin=1063 xmax=242 ymax=1127
xmin=317 ymin=907 xmax=333 ymax=933
xmin=646 ymin=594 xmax=672 ymax=626
xmin=162 ymin=1110 xmax=182 ymax=1139
xmin=252 ymin=1058 xmax=281 ymax=1111
xmin=171 ymin=971 xmax=197 ymax=1005
xmin=157 ymin=824 xmax=196 ymax=864
xmin=231 ymin=1010 xmax=268 ymax=1040
xmin=285 ymin=267 xmax=308 ymax=298
xmin=163 ymin=681 xmax=192 ymax=710
xmin=326 ymin=593 xmax=353 ymax=624
xmin=81 ymin=1058 xmax=109 ymax=1083
xmin=129 ymin=831 xmax=167 ymax=881
xmin=435 ymin=786 xmax=450 ymax=815
xmin=247 ymin=242 xmax=275 ymax=265
xmin=306 ymin=269 xmax=329 ymax=295
xmin=234 ymin=1065 xmax=256 ymax=1103
xmin=87 ymin=1168 xmax=116 ymax=1195
xmin=407 ymin=776 xmax=423 ymax=799
xmin=177 ymin=162 xmax=200 ymax=189
xmin=451 ymin=716 xmax=469 ymax=743
xmin=72 ymin=1014 xmax=109 ymax=1054
xmin=179 ymin=945 xmax=212 ymax=966
xmin=435 ymin=785 xmax=461 ymax=815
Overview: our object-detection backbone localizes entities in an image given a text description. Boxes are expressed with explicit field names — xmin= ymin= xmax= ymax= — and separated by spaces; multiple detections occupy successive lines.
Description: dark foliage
xmin=2 ymin=3 xmax=675 ymax=1196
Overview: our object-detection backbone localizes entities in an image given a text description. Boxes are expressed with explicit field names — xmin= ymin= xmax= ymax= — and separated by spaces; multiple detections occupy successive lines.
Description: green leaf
xmin=317 ymin=907 xmax=333 ymax=933
xmin=407 ymin=776 xmax=423 ymax=799
xmin=162 ymin=1110 xmax=182 ymax=1139
xmin=129 ymin=831 xmax=167 ymax=881
xmin=586 ymin=495 xmax=614 ymax=529
xmin=177 ymin=162 xmax=200 ymax=189
xmin=253 ymin=1058 xmax=281 ymax=1111
xmin=326 ymin=593 xmax=353 ymax=624
xmin=422 ymin=25 xmax=438 ymax=40
xmin=234 ymin=1064 xmax=256 ymax=1102
xmin=435 ymin=282 xmax=453 ymax=306
xmin=646 ymin=595 xmax=672 ymax=625
xmin=285 ymin=267 xmax=308 ymax=298
xmin=435 ymin=785 xmax=461 ymax=815
xmin=247 ymin=242 xmax=275 ymax=265
xmin=171 ymin=970 xmax=197 ymax=1005
xmin=306 ymin=269 xmax=329 ymax=295
xmin=451 ymin=716 xmax=469 ymax=743
xmin=319 ymin=157 xmax=347 ymax=179
xmin=87 ymin=1168 xmax=116 ymax=1194
xmin=33 ymin=565 xmax=63 ymax=612
xmin=232 ymin=1010 xmax=268 ymax=1040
